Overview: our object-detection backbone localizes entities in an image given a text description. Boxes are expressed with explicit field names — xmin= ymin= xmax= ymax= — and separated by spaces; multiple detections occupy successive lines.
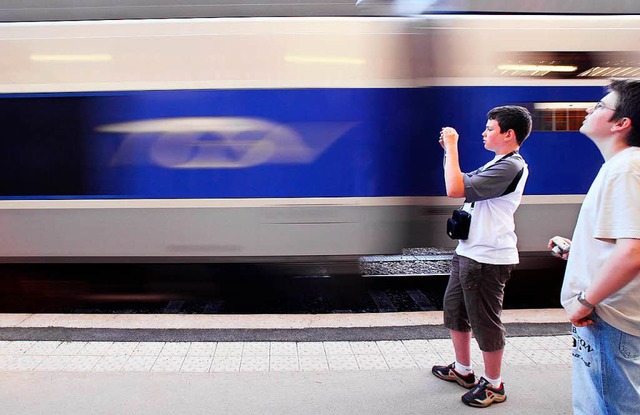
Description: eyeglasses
xmin=594 ymin=101 xmax=616 ymax=111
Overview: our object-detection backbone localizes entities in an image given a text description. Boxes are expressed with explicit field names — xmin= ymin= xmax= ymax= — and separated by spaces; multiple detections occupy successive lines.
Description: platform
xmin=0 ymin=310 xmax=573 ymax=414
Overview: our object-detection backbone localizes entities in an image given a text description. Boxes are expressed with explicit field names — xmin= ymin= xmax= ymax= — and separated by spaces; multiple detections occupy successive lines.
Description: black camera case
xmin=447 ymin=208 xmax=472 ymax=240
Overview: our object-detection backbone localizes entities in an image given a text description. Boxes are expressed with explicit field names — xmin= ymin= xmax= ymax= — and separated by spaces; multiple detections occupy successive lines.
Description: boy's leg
xmin=433 ymin=253 xmax=478 ymax=389
xmin=451 ymin=330 xmax=472 ymax=366
xmin=461 ymin=260 xmax=513 ymax=376
xmin=459 ymin=262 xmax=514 ymax=407
xmin=443 ymin=252 xmax=472 ymax=360
xmin=482 ymin=349 xmax=504 ymax=380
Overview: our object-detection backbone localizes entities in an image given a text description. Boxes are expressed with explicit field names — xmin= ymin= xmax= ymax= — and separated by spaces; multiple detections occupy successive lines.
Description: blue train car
xmin=0 ymin=14 xmax=635 ymax=267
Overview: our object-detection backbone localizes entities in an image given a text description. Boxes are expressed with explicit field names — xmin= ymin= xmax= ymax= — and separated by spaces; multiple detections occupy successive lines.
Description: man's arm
xmin=566 ymin=238 xmax=640 ymax=326
xmin=440 ymin=127 xmax=465 ymax=198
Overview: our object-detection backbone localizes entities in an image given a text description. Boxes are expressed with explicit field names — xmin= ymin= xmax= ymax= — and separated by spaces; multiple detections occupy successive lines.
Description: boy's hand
xmin=439 ymin=127 xmax=459 ymax=150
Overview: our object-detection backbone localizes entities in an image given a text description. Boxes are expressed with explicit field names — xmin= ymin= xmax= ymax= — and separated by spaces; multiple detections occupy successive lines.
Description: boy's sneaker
xmin=461 ymin=377 xmax=507 ymax=408
xmin=431 ymin=362 xmax=478 ymax=389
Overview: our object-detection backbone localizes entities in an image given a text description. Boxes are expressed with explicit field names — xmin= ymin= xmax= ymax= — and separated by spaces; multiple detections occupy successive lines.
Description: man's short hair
xmin=487 ymin=105 xmax=532 ymax=145
xmin=607 ymin=78 xmax=640 ymax=147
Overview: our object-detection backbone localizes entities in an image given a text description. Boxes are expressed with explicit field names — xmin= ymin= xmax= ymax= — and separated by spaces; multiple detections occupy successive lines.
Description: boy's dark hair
xmin=487 ymin=105 xmax=532 ymax=145
xmin=607 ymin=78 xmax=640 ymax=147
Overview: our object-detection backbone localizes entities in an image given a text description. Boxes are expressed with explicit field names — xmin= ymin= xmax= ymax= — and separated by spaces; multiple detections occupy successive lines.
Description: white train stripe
xmin=0 ymin=195 xmax=584 ymax=209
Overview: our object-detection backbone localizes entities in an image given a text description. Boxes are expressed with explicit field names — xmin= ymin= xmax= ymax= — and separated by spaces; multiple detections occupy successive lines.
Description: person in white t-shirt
xmin=548 ymin=79 xmax=640 ymax=415
xmin=432 ymin=106 xmax=532 ymax=408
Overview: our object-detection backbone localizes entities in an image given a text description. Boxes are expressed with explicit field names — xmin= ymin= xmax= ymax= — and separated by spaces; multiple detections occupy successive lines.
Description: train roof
xmin=2 ymin=0 xmax=640 ymax=23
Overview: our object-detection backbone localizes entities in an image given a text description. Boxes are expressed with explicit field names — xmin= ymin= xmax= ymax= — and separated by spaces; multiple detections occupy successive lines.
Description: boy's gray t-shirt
xmin=463 ymin=153 xmax=526 ymax=202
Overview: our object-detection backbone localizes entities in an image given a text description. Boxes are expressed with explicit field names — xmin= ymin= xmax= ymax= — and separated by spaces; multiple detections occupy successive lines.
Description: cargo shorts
xmin=443 ymin=252 xmax=515 ymax=352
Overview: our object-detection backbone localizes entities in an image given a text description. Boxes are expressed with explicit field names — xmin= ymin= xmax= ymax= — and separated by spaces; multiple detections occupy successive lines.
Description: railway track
xmin=0 ymin=250 xmax=564 ymax=314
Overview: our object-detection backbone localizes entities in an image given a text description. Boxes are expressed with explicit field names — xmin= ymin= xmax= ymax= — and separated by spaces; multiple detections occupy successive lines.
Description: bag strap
xmin=500 ymin=167 xmax=524 ymax=196
xmin=463 ymin=151 xmax=523 ymax=208
xmin=499 ymin=151 xmax=517 ymax=161
xmin=498 ymin=151 xmax=524 ymax=197
xmin=461 ymin=201 xmax=475 ymax=211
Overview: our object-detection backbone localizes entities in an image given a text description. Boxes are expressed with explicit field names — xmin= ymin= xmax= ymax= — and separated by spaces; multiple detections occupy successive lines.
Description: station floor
xmin=0 ymin=309 xmax=574 ymax=414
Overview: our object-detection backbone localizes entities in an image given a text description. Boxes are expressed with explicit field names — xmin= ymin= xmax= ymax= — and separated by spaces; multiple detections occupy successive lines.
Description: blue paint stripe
xmin=0 ymin=86 xmax=603 ymax=200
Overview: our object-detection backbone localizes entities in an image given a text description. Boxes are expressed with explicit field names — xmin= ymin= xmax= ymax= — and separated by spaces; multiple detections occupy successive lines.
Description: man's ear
xmin=611 ymin=117 xmax=632 ymax=133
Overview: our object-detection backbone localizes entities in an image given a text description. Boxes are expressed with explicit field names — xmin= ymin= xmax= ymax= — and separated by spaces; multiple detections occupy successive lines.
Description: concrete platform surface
xmin=0 ymin=364 xmax=571 ymax=415
xmin=0 ymin=310 xmax=574 ymax=414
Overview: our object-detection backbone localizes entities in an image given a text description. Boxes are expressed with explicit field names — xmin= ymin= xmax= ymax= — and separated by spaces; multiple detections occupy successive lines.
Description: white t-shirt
xmin=560 ymin=146 xmax=640 ymax=336
xmin=456 ymin=152 xmax=529 ymax=265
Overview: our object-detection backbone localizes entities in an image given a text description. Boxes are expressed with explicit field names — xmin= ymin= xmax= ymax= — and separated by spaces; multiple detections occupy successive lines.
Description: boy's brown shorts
xmin=443 ymin=252 xmax=515 ymax=352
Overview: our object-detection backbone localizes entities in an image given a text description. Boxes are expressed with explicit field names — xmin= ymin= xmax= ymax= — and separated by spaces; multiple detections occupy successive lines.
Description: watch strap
xmin=577 ymin=291 xmax=596 ymax=309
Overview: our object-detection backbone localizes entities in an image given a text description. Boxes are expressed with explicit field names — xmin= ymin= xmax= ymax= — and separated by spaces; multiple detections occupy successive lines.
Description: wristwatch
xmin=577 ymin=291 xmax=596 ymax=309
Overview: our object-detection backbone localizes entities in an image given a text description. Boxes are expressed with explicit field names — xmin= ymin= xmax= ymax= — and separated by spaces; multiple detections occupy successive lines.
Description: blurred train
xmin=0 ymin=7 xmax=637 ymax=270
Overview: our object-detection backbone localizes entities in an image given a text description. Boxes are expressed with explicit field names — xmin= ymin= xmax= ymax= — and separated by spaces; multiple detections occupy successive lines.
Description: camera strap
xmin=461 ymin=201 xmax=475 ymax=212
xmin=462 ymin=151 xmax=522 ymax=210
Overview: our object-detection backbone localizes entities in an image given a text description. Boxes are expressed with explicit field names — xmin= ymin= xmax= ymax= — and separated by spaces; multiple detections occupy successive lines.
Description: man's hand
xmin=548 ymin=235 xmax=571 ymax=260
xmin=566 ymin=296 xmax=595 ymax=327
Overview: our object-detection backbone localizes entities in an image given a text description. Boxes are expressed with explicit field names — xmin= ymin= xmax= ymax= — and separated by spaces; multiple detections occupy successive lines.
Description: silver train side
xmin=0 ymin=15 xmax=632 ymax=268
xmin=3 ymin=0 xmax=639 ymax=21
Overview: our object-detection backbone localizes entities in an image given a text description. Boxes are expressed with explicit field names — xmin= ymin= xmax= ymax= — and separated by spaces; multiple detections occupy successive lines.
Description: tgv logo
xmin=96 ymin=117 xmax=356 ymax=168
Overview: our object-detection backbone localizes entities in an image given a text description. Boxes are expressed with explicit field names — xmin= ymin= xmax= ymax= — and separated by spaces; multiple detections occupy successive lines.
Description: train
xmin=0 ymin=6 xmax=637 ymax=271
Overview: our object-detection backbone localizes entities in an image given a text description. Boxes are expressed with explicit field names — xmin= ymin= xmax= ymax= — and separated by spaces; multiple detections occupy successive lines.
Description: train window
xmin=532 ymin=103 xmax=592 ymax=132
xmin=496 ymin=52 xmax=640 ymax=79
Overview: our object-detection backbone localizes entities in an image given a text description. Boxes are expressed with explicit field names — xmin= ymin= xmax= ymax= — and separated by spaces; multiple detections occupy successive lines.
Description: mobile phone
xmin=551 ymin=236 xmax=570 ymax=255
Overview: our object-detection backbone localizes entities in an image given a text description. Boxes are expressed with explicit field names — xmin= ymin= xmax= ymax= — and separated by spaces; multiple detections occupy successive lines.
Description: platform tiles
xmin=0 ymin=336 xmax=571 ymax=373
